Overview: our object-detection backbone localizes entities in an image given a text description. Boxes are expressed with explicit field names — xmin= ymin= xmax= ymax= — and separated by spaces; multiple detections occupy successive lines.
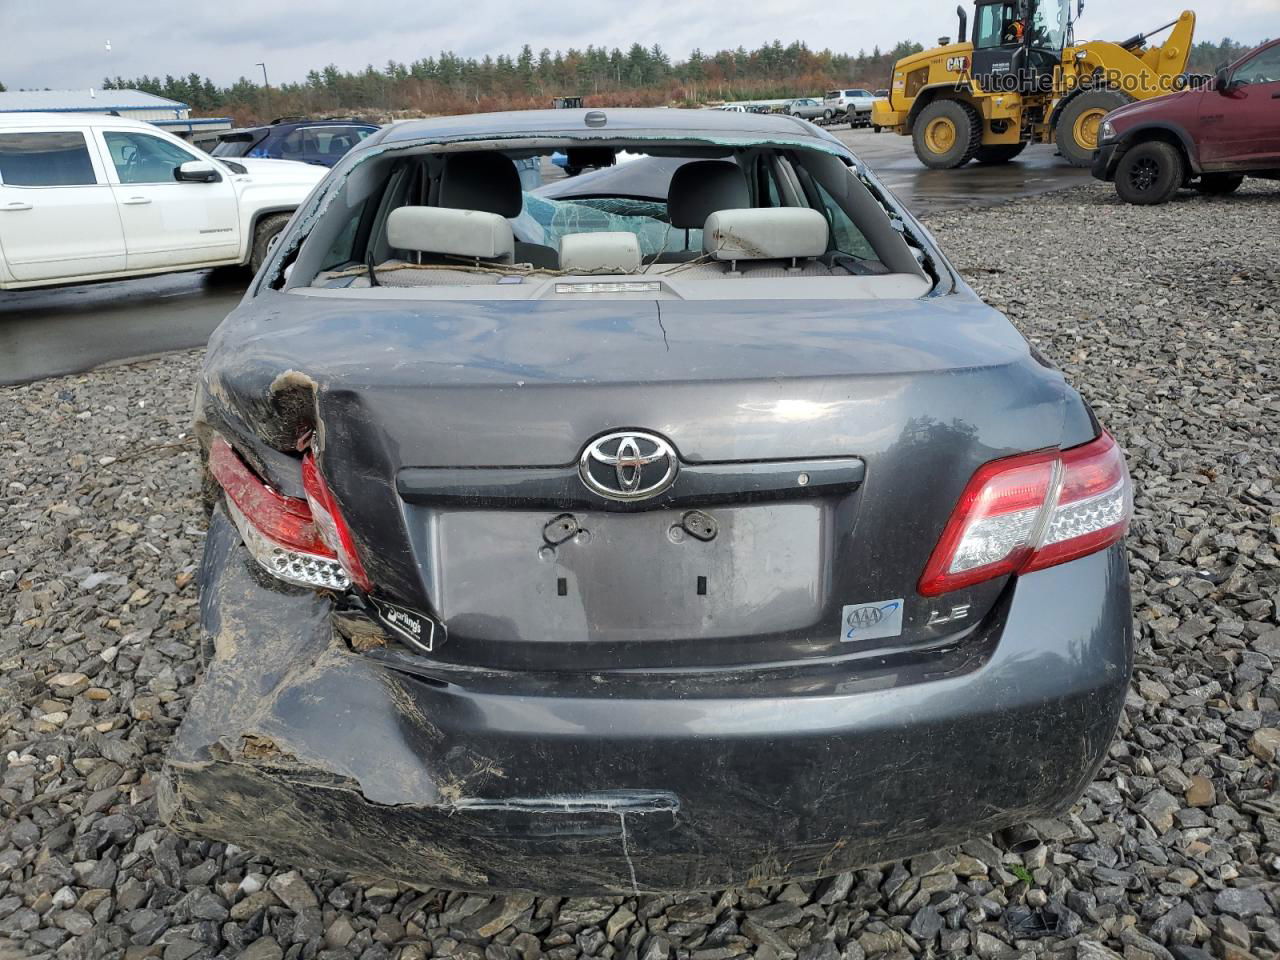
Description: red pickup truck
xmin=1093 ymin=38 xmax=1280 ymax=204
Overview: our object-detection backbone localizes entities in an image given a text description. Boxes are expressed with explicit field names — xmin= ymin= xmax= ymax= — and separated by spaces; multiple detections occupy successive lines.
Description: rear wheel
xmin=1196 ymin=173 xmax=1245 ymax=196
xmin=1056 ymin=90 xmax=1131 ymax=166
xmin=249 ymin=213 xmax=291 ymax=273
xmin=974 ymin=142 xmax=1028 ymax=165
xmin=1114 ymin=141 xmax=1184 ymax=205
xmin=913 ymin=100 xmax=982 ymax=169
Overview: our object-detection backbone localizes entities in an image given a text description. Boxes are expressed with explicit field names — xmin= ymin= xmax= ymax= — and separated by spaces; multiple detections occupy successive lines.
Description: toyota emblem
xmin=579 ymin=431 xmax=678 ymax=501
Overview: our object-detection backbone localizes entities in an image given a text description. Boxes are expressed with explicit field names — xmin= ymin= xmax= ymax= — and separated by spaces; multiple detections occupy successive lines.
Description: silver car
xmin=787 ymin=97 xmax=825 ymax=120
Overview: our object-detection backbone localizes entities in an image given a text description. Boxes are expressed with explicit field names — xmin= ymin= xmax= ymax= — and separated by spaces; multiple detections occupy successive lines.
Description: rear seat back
xmin=386 ymin=206 xmax=515 ymax=263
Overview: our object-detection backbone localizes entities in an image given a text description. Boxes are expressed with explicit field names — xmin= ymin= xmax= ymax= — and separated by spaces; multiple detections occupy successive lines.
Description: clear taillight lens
xmin=208 ymin=436 xmax=352 ymax=591
xmin=919 ymin=433 xmax=1132 ymax=596
xmin=1024 ymin=434 xmax=1132 ymax=573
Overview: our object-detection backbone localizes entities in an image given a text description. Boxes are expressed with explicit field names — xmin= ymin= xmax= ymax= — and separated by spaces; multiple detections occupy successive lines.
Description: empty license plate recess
xmin=429 ymin=503 xmax=831 ymax=644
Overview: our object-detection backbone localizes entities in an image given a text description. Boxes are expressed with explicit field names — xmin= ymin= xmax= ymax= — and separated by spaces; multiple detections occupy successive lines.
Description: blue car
xmin=211 ymin=118 xmax=379 ymax=167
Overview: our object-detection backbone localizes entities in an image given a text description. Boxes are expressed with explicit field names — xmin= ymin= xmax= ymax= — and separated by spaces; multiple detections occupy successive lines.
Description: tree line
xmin=1188 ymin=38 xmax=1265 ymax=75
xmin=84 ymin=33 xmax=1267 ymax=126
xmin=100 ymin=41 xmax=926 ymax=124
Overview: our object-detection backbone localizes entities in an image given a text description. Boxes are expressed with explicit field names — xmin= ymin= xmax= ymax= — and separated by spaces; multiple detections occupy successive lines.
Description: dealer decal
xmin=370 ymin=597 xmax=443 ymax=654
xmin=841 ymin=599 xmax=905 ymax=643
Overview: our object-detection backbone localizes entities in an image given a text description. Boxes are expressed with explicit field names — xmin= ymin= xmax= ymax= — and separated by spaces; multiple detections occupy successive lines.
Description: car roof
xmin=0 ymin=112 xmax=162 ymax=131
xmin=229 ymin=119 xmax=379 ymax=136
xmin=378 ymin=107 xmax=843 ymax=149
xmin=265 ymin=119 xmax=378 ymax=131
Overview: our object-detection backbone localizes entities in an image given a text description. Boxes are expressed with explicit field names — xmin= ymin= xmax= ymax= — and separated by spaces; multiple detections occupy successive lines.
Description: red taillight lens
xmin=302 ymin=452 xmax=372 ymax=592
xmin=918 ymin=433 xmax=1131 ymax=597
xmin=209 ymin=437 xmax=329 ymax=555
xmin=208 ymin=437 xmax=353 ymax=591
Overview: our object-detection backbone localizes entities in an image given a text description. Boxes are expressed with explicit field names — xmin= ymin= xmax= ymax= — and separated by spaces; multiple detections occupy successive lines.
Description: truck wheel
xmin=1056 ymin=90 xmax=1130 ymax=167
xmin=249 ymin=213 xmax=292 ymax=273
xmin=1196 ymin=173 xmax=1244 ymax=196
xmin=912 ymin=100 xmax=982 ymax=169
xmin=974 ymin=142 xmax=1028 ymax=165
xmin=823 ymin=110 xmax=835 ymax=124
xmin=1114 ymin=141 xmax=1184 ymax=205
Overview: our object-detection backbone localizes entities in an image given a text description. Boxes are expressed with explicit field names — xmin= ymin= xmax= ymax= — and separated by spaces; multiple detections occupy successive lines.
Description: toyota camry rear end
xmin=160 ymin=109 xmax=1134 ymax=894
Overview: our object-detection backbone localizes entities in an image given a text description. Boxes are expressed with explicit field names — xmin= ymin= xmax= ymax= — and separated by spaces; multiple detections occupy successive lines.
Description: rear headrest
xmin=667 ymin=160 xmax=750 ymax=229
xmin=386 ymin=206 xmax=514 ymax=263
xmin=559 ymin=232 xmax=642 ymax=274
xmin=703 ymin=208 xmax=830 ymax=262
xmin=439 ymin=152 xmax=523 ymax=218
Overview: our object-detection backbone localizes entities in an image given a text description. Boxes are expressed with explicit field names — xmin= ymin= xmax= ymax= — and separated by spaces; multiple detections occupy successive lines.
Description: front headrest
xmin=439 ymin=152 xmax=523 ymax=219
xmin=667 ymin=160 xmax=750 ymax=229
xmin=703 ymin=208 xmax=830 ymax=261
xmin=559 ymin=232 xmax=642 ymax=274
xmin=386 ymin=206 xmax=515 ymax=263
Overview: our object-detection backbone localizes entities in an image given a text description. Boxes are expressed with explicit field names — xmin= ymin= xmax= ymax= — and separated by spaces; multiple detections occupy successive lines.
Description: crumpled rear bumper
xmin=160 ymin=507 xmax=1132 ymax=895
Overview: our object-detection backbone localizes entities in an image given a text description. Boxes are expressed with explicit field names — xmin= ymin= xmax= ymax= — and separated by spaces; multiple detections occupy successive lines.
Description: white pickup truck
xmin=0 ymin=113 xmax=328 ymax=290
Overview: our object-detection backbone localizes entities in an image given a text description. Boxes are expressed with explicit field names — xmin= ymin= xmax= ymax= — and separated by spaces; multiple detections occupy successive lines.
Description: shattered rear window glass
xmin=513 ymin=194 xmax=702 ymax=258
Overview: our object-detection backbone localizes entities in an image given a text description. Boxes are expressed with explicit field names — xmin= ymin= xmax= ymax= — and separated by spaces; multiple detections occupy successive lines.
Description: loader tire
xmin=913 ymin=100 xmax=982 ymax=169
xmin=974 ymin=142 xmax=1028 ymax=165
xmin=1056 ymin=90 xmax=1130 ymax=167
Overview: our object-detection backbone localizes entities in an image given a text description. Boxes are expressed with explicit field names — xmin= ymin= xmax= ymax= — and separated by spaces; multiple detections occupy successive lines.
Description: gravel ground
xmin=3 ymin=179 xmax=1279 ymax=960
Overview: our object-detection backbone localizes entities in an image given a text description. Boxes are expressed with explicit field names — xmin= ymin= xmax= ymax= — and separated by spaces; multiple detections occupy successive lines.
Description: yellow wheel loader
xmin=871 ymin=1 xmax=1196 ymax=168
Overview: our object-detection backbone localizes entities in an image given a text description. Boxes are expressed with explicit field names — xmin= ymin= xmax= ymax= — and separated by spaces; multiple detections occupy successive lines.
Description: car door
xmin=1199 ymin=42 xmax=1280 ymax=169
xmin=0 ymin=128 xmax=126 ymax=283
xmin=97 ymin=128 xmax=241 ymax=270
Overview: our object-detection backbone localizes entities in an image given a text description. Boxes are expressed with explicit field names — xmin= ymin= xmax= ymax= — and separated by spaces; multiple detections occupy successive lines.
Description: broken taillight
xmin=208 ymin=437 xmax=353 ymax=591
xmin=301 ymin=452 xmax=372 ymax=592
xmin=918 ymin=433 xmax=1132 ymax=596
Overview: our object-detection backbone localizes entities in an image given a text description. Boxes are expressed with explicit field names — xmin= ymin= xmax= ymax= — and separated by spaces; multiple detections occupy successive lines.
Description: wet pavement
xmin=0 ymin=130 xmax=1091 ymax=386
xmin=835 ymin=128 xmax=1094 ymax=212
xmin=0 ymin=269 xmax=245 ymax=386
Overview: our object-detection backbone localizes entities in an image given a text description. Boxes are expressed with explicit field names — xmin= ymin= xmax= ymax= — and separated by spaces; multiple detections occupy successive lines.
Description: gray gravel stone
xmin=1214 ymin=887 xmax=1272 ymax=919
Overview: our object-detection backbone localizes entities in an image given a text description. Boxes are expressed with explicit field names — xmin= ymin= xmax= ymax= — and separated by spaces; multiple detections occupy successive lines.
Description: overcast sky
xmin=4 ymin=0 xmax=1277 ymax=90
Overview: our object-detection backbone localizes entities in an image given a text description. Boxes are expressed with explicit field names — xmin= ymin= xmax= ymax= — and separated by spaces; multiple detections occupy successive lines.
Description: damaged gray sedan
xmin=162 ymin=109 xmax=1136 ymax=895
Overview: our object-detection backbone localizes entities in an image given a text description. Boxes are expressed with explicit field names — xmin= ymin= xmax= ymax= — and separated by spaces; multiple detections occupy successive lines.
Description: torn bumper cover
xmin=160 ymin=508 xmax=1132 ymax=895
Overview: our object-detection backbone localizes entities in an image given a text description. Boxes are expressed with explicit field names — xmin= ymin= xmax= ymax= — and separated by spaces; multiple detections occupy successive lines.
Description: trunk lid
xmin=206 ymin=292 xmax=1074 ymax=670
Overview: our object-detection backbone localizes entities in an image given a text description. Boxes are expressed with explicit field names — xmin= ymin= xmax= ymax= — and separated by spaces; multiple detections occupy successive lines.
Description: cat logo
xmin=947 ymin=56 xmax=970 ymax=73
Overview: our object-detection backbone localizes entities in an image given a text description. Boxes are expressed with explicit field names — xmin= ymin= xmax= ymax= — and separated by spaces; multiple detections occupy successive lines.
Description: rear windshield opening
xmin=286 ymin=139 xmax=931 ymax=300
xmin=210 ymin=133 xmax=260 ymax=158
